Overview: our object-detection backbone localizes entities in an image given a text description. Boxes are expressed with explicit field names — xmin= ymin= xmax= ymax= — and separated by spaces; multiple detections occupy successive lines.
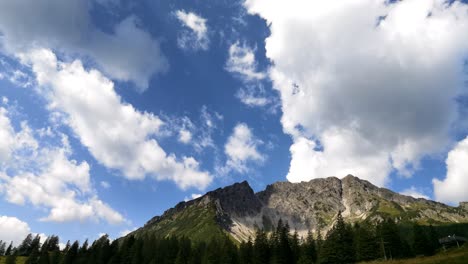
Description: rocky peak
xmin=204 ymin=181 xmax=262 ymax=217
xmin=460 ymin=202 xmax=468 ymax=211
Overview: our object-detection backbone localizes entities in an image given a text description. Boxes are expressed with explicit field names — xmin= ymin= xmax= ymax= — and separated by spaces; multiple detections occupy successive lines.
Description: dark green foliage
xmin=9 ymin=213 xmax=455 ymax=264
xmin=239 ymin=238 xmax=253 ymax=264
xmin=0 ymin=240 xmax=6 ymax=255
xmin=253 ymin=229 xmax=270 ymax=264
xmin=5 ymin=241 xmax=13 ymax=256
xmin=353 ymin=222 xmax=379 ymax=261
xmin=297 ymin=230 xmax=317 ymax=264
xmin=319 ymin=212 xmax=355 ymax=264
xmin=5 ymin=253 xmax=17 ymax=264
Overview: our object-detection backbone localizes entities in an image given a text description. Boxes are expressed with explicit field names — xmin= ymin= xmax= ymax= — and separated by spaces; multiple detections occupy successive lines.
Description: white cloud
xmin=0 ymin=216 xmax=31 ymax=246
xmin=0 ymin=0 xmax=167 ymax=91
xmin=433 ymin=136 xmax=468 ymax=205
xmin=184 ymin=193 xmax=202 ymax=202
xmin=21 ymin=49 xmax=212 ymax=190
xmin=226 ymin=42 xmax=265 ymax=81
xmin=401 ymin=186 xmax=430 ymax=200
xmin=221 ymin=123 xmax=264 ymax=174
xmin=0 ymin=107 xmax=125 ymax=224
xmin=236 ymin=85 xmax=270 ymax=107
xmin=245 ymin=0 xmax=468 ymax=186
xmin=176 ymin=10 xmax=209 ymax=51
xmin=179 ymin=129 xmax=192 ymax=144
xmin=100 ymin=181 xmax=111 ymax=189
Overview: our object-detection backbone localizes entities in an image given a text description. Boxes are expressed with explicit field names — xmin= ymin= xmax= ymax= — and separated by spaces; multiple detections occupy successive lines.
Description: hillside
xmin=128 ymin=175 xmax=468 ymax=242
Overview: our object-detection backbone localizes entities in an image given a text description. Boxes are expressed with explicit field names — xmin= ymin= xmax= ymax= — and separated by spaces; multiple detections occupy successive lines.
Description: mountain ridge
xmin=130 ymin=175 xmax=468 ymax=242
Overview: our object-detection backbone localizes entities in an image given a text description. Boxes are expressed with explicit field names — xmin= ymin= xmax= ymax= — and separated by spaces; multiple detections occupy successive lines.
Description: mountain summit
xmin=129 ymin=175 xmax=468 ymax=242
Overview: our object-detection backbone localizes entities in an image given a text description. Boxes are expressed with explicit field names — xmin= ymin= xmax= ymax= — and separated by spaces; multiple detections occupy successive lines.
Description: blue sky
xmin=1 ymin=0 xmax=468 ymax=246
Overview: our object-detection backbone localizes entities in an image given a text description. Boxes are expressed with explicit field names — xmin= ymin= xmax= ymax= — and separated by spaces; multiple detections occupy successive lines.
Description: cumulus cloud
xmin=0 ymin=216 xmax=31 ymax=246
xmin=0 ymin=0 xmax=167 ymax=91
xmin=178 ymin=129 xmax=192 ymax=144
xmin=433 ymin=136 xmax=468 ymax=205
xmin=226 ymin=42 xmax=266 ymax=81
xmin=0 ymin=107 xmax=125 ymax=224
xmin=401 ymin=186 xmax=430 ymax=200
xmin=226 ymin=42 xmax=272 ymax=108
xmin=20 ymin=49 xmax=212 ymax=190
xmin=245 ymin=0 xmax=468 ymax=186
xmin=220 ymin=123 xmax=264 ymax=174
xmin=176 ymin=10 xmax=209 ymax=51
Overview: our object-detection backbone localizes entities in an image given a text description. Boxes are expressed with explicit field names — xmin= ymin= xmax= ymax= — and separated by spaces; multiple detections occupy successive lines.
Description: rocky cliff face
xmin=133 ymin=175 xmax=468 ymax=242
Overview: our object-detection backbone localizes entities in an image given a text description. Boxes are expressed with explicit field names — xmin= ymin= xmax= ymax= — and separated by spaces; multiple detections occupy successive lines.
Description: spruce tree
xmin=297 ymin=230 xmax=316 ymax=264
xmin=0 ymin=240 xmax=6 ymax=255
xmin=413 ymin=223 xmax=431 ymax=256
xmin=5 ymin=242 xmax=13 ymax=256
xmin=354 ymin=223 xmax=378 ymax=262
xmin=239 ymin=238 xmax=253 ymax=264
xmin=61 ymin=240 xmax=79 ymax=264
xmin=175 ymin=237 xmax=191 ymax=264
xmin=319 ymin=212 xmax=355 ymax=264
xmin=253 ymin=229 xmax=270 ymax=264
xmin=18 ymin=233 xmax=34 ymax=256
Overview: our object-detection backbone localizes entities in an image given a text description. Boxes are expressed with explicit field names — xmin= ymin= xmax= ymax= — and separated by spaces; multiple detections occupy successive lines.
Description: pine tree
xmin=320 ymin=212 xmax=355 ymax=264
xmin=0 ymin=240 xmax=6 ymax=256
xmin=354 ymin=223 xmax=378 ymax=262
xmin=18 ymin=233 xmax=34 ymax=256
xmin=253 ymin=229 xmax=270 ymax=264
xmin=26 ymin=234 xmax=42 ymax=264
xmin=61 ymin=240 xmax=79 ymax=264
xmin=413 ymin=223 xmax=434 ymax=256
xmin=377 ymin=218 xmax=409 ymax=259
xmin=175 ymin=237 xmax=191 ymax=264
xmin=5 ymin=242 xmax=13 ymax=256
xmin=239 ymin=238 xmax=253 ymax=264
xmin=298 ymin=230 xmax=316 ymax=264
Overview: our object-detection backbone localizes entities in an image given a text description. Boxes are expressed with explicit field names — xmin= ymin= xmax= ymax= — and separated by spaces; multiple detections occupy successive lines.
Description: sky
xmin=1 ymin=0 xmax=468 ymax=246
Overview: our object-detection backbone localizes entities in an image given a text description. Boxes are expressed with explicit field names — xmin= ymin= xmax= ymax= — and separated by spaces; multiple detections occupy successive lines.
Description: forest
xmin=0 ymin=213 xmax=454 ymax=264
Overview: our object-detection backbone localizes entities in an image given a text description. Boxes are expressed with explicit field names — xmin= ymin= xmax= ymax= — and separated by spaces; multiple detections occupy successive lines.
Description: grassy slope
xmin=361 ymin=246 xmax=468 ymax=264
xmin=132 ymin=203 xmax=231 ymax=243
xmin=0 ymin=256 xmax=27 ymax=264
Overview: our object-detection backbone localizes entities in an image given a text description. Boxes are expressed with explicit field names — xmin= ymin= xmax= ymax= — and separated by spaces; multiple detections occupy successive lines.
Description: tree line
xmin=1 ymin=212 xmax=442 ymax=264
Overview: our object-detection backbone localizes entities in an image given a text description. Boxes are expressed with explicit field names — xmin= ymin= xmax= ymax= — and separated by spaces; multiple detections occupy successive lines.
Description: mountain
xmin=128 ymin=175 xmax=468 ymax=242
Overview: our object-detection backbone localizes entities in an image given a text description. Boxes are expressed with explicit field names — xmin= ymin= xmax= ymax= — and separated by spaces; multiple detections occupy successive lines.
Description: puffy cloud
xmin=221 ymin=123 xmax=264 ymax=174
xmin=21 ymin=49 xmax=212 ymax=190
xmin=178 ymin=129 xmax=192 ymax=144
xmin=0 ymin=0 xmax=167 ymax=91
xmin=401 ymin=186 xmax=430 ymax=200
xmin=0 ymin=107 xmax=125 ymax=224
xmin=0 ymin=216 xmax=31 ymax=246
xmin=176 ymin=10 xmax=209 ymax=51
xmin=433 ymin=136 xmax=468 ymax=204
xmin=245 ymin=0 xmax=468 ymax=185
xmin=226 ymin=42 xmax=266 ymax=81
xmin=226 ymin=42 xmax=272 ymax=108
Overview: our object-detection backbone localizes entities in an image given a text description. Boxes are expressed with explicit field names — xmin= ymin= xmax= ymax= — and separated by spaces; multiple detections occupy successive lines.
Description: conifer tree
xmin=298 ymin=230 xmax=316 ymax=264
xmin=61 ymin=240 xmax=79 ymax=264
xmin=319 ymin=212 xmax=355 ymax=264
xmin=5 ymin=242 xmax=13 ymax=256
xmin=413 ymin=223 xmax=433 ymax=256
xmin=18 ymin=233 xmax=34 ymax=256
xmin=354 ymin=223 xmax=378 ymax=262
xmin=239 ymin=238 xmax=253 ymax=264
xmin=175 ymin=237 xmax=191 ymax=264
xmin=253 ymin=229 xmax=270 ymax=264
xmin=0 ymin=240 xmax=6 ymax=255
